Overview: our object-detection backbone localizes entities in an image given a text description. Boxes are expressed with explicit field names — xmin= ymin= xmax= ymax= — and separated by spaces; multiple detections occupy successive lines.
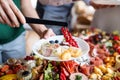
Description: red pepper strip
xmin=61 ymin=67 xmax=69 ymax=77
xmin=60 ymin=61 xmax=79 ymax=74
xmin=60 ymin=72 xmax=66 ymax=80
xmin=61 ymin=27 xmax=79 ymax=48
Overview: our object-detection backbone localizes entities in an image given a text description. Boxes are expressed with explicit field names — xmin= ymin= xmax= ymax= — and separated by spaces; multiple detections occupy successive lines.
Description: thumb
xmin=44 ymin=29 xmax=52 ymax=39
xmin=44 ymin=28 xmax=56 ymax=39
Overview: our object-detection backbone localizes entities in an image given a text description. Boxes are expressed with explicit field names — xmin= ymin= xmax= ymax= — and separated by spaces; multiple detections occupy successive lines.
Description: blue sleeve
xmin=83 ymin=0 xmax=90 ymax=5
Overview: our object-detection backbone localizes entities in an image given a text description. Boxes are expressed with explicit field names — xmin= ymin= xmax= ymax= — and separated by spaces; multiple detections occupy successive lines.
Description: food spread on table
xmin=0 ymin=27 xmax=120 ymax=80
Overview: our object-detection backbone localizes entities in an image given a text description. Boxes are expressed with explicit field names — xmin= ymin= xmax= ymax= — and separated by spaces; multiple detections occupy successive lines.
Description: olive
xmin=55 ymin=40 xmax=59 ymax=43
xmin=49 ymin=40 xmax=54 ymax=44
xmin=32 ymin=53 xmax=36 ymax=56
xmin=22 ymin=71 xmax=30 ymax=76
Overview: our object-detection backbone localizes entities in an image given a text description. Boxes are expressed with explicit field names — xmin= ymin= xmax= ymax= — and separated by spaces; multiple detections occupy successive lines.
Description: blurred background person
xmin=34 ymin=0 xmax=90 ymax=35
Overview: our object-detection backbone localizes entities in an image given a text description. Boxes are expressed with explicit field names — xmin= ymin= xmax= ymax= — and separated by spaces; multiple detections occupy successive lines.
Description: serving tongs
xmin=25 ymin=17 xmax=78 ymax=47
xmin=25 ymin=17 xmax=68 ymax=26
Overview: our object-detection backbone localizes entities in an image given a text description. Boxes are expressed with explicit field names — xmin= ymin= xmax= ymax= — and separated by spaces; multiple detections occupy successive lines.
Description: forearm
xmin=21 ymin=0 xmax=47 ymax=34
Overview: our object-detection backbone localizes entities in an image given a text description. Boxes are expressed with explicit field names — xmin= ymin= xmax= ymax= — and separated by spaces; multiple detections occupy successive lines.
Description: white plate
xmin=92 ymin=0 xmax=120 ymax=5
xmin=32 ymin=35 xmax=90 ymax=61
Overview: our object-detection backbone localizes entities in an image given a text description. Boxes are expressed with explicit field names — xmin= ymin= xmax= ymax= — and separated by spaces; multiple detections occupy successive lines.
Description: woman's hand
xmin=90 ymin=0 xmax=116 ymax=9
xmin=43 ymin=28 xmax=56 ymax=39
xmin=0 ymin=0 xmax=26 ymax=27
xmin=31 ymin=24 xmax=56 ymax=39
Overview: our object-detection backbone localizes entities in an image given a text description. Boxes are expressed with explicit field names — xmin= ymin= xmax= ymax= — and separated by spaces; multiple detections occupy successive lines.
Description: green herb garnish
xmin=75 ymin=75 xmax=82 ymax=80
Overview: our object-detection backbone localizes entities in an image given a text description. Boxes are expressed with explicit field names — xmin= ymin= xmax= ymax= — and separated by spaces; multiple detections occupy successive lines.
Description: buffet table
xmin=0 ymin=28 xmax=120 ymax=80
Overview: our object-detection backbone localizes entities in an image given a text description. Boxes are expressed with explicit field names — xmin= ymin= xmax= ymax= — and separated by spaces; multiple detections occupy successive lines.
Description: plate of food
xmin=32 ymin=35 xmax=90 ymax=61
xmin=92 ymin=0 xmax=120 ymax=5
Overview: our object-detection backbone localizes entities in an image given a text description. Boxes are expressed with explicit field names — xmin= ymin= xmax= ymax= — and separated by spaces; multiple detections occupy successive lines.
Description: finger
xmin=44 ymin=31 xmax=50 ymax=39
xmin=44 ymin=29 xmax=55 ymax=39
xmin=44 ymin=29 xmax=52 ymax=39
xmin=1 ymin=0 xmax=20 ymax=27
xmin=51 ymin=33 xmax=56 ymax=37
xmin=0 ymin=16 xmax=5 ymax=24
xmin=49 ymin=28 xmax=56 ymax=36
xmin=8 ymin=0 xmax=26 ymax=24
xmin=0 ymin=5 xmax=13 ymax=27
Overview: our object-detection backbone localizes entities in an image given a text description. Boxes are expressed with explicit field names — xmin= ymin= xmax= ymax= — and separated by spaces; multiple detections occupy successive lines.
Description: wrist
xmin=30 ymin=24 xmax=48 ymax=37
xmin=38 ymin=24 xmax=48 ymax=38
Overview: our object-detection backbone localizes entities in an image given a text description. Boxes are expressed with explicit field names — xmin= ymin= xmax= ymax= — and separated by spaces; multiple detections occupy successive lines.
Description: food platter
xmin=32 ymin=35 xmax=90 ymax=61
xmin=92 ymin=0 xmax=120 ymax=5
xmin=0 ymin=28 xmax=120 ymax=80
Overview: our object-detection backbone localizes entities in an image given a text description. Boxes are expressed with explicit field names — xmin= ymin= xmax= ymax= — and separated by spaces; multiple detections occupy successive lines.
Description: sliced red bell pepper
xmin=60 ymin=61 xmax=79 ymax=74
xmin=60 ymin=73 xmax=66 ymax=80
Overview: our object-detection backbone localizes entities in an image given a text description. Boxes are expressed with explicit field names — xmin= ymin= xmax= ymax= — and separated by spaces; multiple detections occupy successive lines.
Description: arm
xmin=0 ymin=0 xmax=25 ymax=27
xmin=21 ymin=0 xmax=55 ymax=38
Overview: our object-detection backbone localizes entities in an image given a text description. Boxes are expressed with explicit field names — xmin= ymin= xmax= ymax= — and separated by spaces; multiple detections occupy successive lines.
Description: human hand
xmin=90 ymin=0 xmax=116 ymax=9
xmin=0 ymin=0 xmax=26 ymax=27
xmin=42 ymin=28 xmax=56 ymax=39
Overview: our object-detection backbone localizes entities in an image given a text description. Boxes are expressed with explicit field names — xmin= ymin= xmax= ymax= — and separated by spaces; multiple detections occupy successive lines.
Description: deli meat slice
xmin=41 ymin=48 xmax=52 ymax=57
xmin=80 ymin=64 xmax=91 ymax=76
xmin=90 ymin=57 xmax=103 ymax=66
xmin=88 ymin=42 xmax=95 ymax=57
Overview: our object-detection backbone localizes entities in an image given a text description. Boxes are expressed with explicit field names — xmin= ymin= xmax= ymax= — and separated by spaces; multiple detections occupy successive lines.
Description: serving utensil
xmin=25 ymin=17 xmax=68 ymax=26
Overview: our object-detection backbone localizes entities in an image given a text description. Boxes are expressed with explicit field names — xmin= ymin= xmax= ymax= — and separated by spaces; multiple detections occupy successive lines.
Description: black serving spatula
xmin=25 ymin=17 xmax=68 ymax=27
